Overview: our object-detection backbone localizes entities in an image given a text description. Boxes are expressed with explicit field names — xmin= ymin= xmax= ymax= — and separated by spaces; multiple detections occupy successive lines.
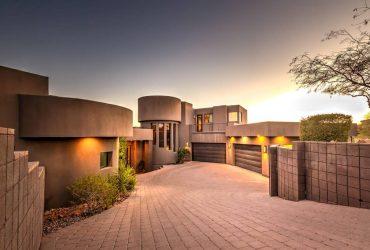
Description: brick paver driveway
xmin=41 ymin=162 xmax=370 ymax=250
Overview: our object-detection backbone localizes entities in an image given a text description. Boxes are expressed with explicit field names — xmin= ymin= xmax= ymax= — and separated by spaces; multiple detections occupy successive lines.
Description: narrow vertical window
xmin=196 ymin=114 xmax=203 ymax=132
xmin=166 ymin=123 xmax=171 ymax=150
xmin=173 ymin=124 xmax=177 ymax=152
xmin=151 ymin=123 xmax=157 ymax=146
xmin=158 ymin=123 xmax=164 ymax=148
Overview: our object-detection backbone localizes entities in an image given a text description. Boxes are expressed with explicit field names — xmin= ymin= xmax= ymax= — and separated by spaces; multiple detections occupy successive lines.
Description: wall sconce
xmin=263 ymin=145 xmax=267 ymax=153
xmin=228 ymin=143 xmax=231 ymax=149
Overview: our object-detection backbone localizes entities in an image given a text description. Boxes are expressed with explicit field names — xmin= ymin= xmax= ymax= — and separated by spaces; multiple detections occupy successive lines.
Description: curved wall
xmin=19 ymin=95 xmax=133 ymax=138
xmin=20 ymin=137 xmax=119 ymax=209
xmin=138 ymin=96 xmax=181 ymax=122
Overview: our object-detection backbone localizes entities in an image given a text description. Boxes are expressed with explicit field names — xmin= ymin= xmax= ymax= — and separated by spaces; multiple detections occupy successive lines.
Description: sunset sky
xmin=1 ymin=0 xmax=368 ymax=125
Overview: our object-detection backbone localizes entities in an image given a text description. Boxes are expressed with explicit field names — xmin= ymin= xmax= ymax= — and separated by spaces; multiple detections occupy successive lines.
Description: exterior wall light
xmin=263 ymin=145 xmax=267 ymax=153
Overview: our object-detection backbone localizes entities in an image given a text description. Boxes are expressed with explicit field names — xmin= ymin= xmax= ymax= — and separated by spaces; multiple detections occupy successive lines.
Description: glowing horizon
xmin=0 ymin=0 xmax=368 ymax=126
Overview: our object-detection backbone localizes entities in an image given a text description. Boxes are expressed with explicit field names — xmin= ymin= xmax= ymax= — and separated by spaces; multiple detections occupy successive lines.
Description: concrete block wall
xmin=272 ymin=141 xmax=370 ymax=209
xmin=275 ymin=142 xmax=305 ymax=201
xmin=0 ymin=128 xmax=45 ymax=250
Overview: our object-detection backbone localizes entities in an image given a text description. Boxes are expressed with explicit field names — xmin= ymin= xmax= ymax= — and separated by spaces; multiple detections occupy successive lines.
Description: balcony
xmin=192 ymin=123 xmax=227 ymax=133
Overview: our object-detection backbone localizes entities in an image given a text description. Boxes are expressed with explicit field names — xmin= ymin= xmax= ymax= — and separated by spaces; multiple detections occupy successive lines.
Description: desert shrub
xmin=68 ymin=175 xmax=118 ymax=210
xmin=110 ymin=162 xmax=137 ymax=195
xmin=177 ymin=147 xmax=190 ymax=164
xmin=300 ymin=113 xmax=352 ymax=142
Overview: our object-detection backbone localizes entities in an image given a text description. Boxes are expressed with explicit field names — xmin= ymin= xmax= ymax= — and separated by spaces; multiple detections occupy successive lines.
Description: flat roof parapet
xmin=19 ymin=94 xmax=133 ymax=138
xmin=226 ymin=121 xmax=300 ymax=137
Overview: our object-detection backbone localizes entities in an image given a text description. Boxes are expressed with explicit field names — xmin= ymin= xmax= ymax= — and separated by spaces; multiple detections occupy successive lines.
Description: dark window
xmin=196 ymin=114 xmax=203 ymax=132
xmin=151 ymin=123 xmax=157 ymax=145
xmin=159 ymin=123 xmax=164 ymax=148
xmin=166 ymin=123 xmax=171 ymax=150
xmin=173 ymin=124 xmax=177 ymax=152
xmin=100 ymin=151 xmax=113 ymax=169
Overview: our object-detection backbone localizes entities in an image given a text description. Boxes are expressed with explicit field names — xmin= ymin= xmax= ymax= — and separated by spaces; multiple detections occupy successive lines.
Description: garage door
xmin=234 ymin=144 xmax=262 ymax=173
xmin=192 ymin=143 xmax=226 ymax=163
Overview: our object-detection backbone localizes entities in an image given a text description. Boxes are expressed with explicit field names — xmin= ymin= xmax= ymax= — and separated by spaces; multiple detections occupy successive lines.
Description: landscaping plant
xmin=177 ymin=147 xmax=190 ymax=164
xmin=300 ymin=113 xmax=352 ymax=142
xmin=358 ymin=111 xmax=370 ymax=139
xmin=68 ymin=174 xmax=119 ymax=210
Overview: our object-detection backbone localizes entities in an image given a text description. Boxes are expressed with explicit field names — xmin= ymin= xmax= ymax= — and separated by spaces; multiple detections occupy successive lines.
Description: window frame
xmin=228 ymin=112 xmax=238 ymax=122
xmin=100 ymin=151 xmax=113 ymax=169
xmin=204 ymin=113 xmax=213 ymax=124
xmin=158 ymin=123 xmax=165 ymax=148
xmin=151 ymin=123 xmax=157 ymax=146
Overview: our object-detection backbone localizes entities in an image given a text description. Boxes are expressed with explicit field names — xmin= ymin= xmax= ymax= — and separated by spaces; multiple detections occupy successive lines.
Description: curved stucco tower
xmin=138 ymin=96 xmax=181 ymax=167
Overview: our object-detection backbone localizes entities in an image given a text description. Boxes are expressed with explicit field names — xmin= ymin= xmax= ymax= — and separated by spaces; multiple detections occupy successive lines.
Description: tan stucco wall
xmin=19 ymin=95 xmax=133 ymax=138
xmin=152 ymin=147 xmax=176 ymax=167
xmin=18 ymin=137 xmax=119 ymax=209
xmin=126 ymin=127 xmax=153 ymax=141
xmin=178 ymin=102 xmax=193 ymax=149
xmin=138 ymin=96 xmax=181 ymax=122
xmin=227 ymin=136 xmax=299 ymax=176
xmin=226 ymin=122 xmax=300 ymax=137
xmin=191 ymin=133 xmax=227 ymax=143
xmin=0 ymin=66 xmax=48 ymax=140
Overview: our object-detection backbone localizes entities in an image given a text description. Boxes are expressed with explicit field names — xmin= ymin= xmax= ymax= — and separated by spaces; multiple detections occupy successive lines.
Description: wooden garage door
xmin=234 ymin=144 xmax=262 ymax=173
xmin=192 ymin=143 xmax=226 ymax=163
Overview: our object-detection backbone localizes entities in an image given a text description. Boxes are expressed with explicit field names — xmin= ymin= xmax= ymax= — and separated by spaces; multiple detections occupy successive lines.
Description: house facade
xmin=138 ymin=95 xmax=300 ymax=175
xmin=0 ymin=66 xmax=299 ymax=209
xmin=0 ymin=66 xmax=152 ymax=209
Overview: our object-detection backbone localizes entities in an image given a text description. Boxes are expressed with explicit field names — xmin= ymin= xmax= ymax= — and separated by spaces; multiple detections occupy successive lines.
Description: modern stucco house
xmin=0 ymin=66 xmax=152 ymax=209
xmin=138 ymin=95 xmax=300 ymax=175
xmin=1 ymin=66 xmax=299 ymax=209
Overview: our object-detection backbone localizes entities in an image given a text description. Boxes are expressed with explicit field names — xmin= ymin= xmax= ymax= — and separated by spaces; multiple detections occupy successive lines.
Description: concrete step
xmin=28 ymin=161 xmax=40 ymax=173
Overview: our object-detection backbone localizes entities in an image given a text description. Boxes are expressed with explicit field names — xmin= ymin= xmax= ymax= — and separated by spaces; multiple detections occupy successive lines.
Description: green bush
xmin=177 ymin=147 xmax=190 ymax=164
xmin=110 ymin=162 xmax=137 ymax=195
xmin=68 ymin=175 xmax=118 ymax=210
xmin=358 ymin=119 xmax=370 ymax=139
xmin=300 ymin=113 xmax=352 ymax=142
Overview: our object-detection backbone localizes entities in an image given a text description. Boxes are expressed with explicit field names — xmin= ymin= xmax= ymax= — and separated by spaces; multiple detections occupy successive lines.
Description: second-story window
xmin=228 ymin=112 xmax=238 ymax=122
xmin=204 ymin=114 xmax=213 ymax=124
xmin=196 ymin=114 xmax=203 ymax=132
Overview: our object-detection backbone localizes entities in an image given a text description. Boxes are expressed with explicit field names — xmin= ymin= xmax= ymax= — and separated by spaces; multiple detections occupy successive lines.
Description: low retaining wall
xmin=270 ymin=141 xmax=370 ymax=209
xmin=0 ymin=128 xmax=45 ymax=249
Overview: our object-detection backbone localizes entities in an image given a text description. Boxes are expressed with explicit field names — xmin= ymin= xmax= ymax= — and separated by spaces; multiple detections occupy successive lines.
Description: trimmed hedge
xmin=300 ymin=113 xmax=352 ymax=142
